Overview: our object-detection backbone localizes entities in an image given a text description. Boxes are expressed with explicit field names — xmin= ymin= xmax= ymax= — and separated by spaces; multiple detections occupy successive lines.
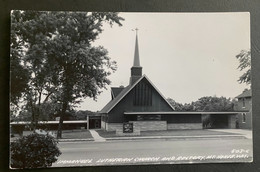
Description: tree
xmin=11 ymin=133 xmax=61 ymax=169
xmin=10 ymin=11 xmax=30 ymax=106
xmin=167 ymin=98 xmax=184 ymax=111
xmin=11 ymin=11 xmax=58 ymax=129
xmin=193 ymin=96 xmax=234 ymax=112
xmin=182 ymin=102 xmax=196 ymax=111
xmin=12 ymin=102 xmax=61 ymax=123
xmin=11 ymin=11 xmax=124 ymax=138
xmin=75 ymin=110 xmax=99 ymax=120
xmin=236 ymin=49 xmax=251 ymax=85
xmin=167 ymin=96 xmax=234 ymax=112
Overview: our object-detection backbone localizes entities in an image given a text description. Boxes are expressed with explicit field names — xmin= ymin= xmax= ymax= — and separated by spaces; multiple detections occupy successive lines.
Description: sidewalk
xmin=105 ymin=134 xmax=246 ymax=141
xmin=208 ymin=129 xmax=252 ymax=139
xmin=89 ymin=130 xmax=106 ymax=142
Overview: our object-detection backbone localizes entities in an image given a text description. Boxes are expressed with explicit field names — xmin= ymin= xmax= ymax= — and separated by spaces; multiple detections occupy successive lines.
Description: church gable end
xmin=109 ymin=76 xmax=174 ymax=114
xmin=133 ymin=78 xmax=152 ymax=106
xmin=106 ymin=76 xmax=174 ymax=123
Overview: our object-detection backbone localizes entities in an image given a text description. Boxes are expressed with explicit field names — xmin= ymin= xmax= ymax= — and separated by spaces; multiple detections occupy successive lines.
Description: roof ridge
xmin=236 ymin=89 xmax=252 ymax=98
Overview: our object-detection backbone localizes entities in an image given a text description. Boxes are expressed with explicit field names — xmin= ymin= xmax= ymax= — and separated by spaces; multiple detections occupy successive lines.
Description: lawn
xmin=58 ymin=129 xmax=93 ymax=139
xmin=96 ymin=129 xmax=241 ymax=138
xmin=96 ymin=130 xmax=116 ymax=138
xmin=17 ymin=129 xmax=93 ymax=139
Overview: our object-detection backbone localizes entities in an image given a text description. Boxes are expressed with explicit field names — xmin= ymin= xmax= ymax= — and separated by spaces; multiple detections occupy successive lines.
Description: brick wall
xmin=167 ymin=123 xmax=202 ymax=130
xmin=106 ymin=122 xmax=203 ymax=131
xmin=105 ymin=123 xmax=122 ymax=131
xmin=116 ymin=127 xmax=141 ymax=136
xmin=101 ymin=120 xmax=106 ymax=129
xmin=237 ymin=112 xmax=252 ymax=129
xmin=236 ymin=97 xmax=252 ymax=111
xmin=105 ymin=121 xmax=167 ymax=131
xmin=130 ymin=121 xmax=167 ymax=131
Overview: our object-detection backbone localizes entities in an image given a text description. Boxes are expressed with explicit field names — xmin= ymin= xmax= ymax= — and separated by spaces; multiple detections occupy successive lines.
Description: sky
xmin=76 ymin=12 xmax=250 ymax=112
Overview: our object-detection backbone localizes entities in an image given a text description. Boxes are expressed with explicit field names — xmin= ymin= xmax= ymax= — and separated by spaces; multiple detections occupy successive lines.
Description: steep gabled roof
xmin=100 ymin=85 xmax=132 ymax=113
xmin=111 ymin=87 xmax=125 ymax=99
xmin=99 ymin=75 xmax=175 ymax=113
xmin=236 ymin=89 xmax=252 ymax=98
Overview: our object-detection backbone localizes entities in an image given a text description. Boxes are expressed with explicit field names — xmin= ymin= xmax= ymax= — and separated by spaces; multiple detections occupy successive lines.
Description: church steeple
xmin=133 ymin=33 xmax=140 ymax=67
xmin=130 ymin=29 xmax=142 ymax=85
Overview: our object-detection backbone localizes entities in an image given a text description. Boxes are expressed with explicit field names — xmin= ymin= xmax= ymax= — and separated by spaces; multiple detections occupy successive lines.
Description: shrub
xmin=10 ymin=133 xmax=61 ymax=169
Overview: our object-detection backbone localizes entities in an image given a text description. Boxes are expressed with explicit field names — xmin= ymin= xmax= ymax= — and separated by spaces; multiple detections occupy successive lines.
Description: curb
xmin=57 ymin=138 xmax=94 ymax=142
xmin=105 ymin=135 xmax=247 ymax=141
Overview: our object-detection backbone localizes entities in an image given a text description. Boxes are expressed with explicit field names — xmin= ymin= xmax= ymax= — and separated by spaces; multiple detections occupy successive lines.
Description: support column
xmin=87 ymin=115 xmax=89 ymax=130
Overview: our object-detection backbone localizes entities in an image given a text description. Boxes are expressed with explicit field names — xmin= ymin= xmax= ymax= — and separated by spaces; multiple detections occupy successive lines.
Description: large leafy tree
xmin=236 ymin=49 xmax=251 ymax=85
xmin=10 ymin=11 xmax=30 ymax=106
xmin=192 ymin=96 xmax=234 ymax=112
xmin=11 ymin=11 xmax=124 ymax=138
xmin=11 ymin=11 xmax=61 ymax=129
xmin=167 ymin=96 xmax=234 ymax=112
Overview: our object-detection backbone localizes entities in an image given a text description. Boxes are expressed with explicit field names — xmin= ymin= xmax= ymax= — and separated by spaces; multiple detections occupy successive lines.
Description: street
xmin=52 ymin=138 xmax=253 ymax=167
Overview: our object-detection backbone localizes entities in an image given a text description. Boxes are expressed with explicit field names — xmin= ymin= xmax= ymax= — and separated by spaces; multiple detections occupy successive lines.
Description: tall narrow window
xmin=242 ymin=98 xmax=245 ymax=108
xmin=242 ymin=113 xmax=246 ymax=123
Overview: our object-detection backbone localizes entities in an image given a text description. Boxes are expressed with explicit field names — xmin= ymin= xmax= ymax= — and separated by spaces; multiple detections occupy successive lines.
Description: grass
xmin=96 ymin=130 xmax=116 ymax=138
xmin=12 ymin=129 xmax=93 ymax=140
xmin=58 ymin=129 xmax=93 ymax=139
xmin=96 ymin=129 xmax=242 ymax=138
xmin=12 ymin=129 xmax=243 ymax=140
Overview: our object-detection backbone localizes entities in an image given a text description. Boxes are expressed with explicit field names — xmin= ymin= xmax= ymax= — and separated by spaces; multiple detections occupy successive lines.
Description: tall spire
xmin=133 ymin=30 xmax=140 ymax=67
xmin=130 ymin=28 xmax=142 ymax=85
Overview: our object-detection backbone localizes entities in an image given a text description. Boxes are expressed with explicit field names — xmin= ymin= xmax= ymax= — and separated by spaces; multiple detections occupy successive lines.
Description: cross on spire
xmin=132 ymin=28 xmax=139 ymax=36
xmin=134 ymin=28 xmax=138 ymax=35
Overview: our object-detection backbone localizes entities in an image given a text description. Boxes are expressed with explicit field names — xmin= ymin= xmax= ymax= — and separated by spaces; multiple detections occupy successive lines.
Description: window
xmin=242 ymin=98 xmax=246 ymax=108
xmin=137 ymin=115 xmax=161 ymax=121
xmin=133 ymin=81 xmax=152 ymax=106
xmin=242 ymin=113 xmax=246 ymax=123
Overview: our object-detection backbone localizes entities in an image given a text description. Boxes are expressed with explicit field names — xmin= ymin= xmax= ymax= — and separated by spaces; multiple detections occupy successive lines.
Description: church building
xmin=99 ymin=33 xmax=203 ymax=132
